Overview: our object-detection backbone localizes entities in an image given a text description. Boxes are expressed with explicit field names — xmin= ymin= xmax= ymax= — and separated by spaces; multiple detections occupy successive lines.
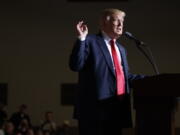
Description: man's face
xmin=103 ymin=13 xmax=124 ymax=39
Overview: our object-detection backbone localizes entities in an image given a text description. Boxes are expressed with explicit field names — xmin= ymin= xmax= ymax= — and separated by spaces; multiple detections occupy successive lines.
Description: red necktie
xmin=110 ymin=39 xmax=125 ymax=95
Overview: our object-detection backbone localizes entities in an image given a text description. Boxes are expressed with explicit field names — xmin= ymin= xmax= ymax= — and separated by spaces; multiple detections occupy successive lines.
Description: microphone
xmin=124 ymin=31 xmax=159 ymax=74
xmin=124 ymin=31 xmax=146 ymax=46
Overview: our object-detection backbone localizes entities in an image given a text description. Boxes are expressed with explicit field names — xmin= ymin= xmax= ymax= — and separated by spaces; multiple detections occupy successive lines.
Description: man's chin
xmin=115 ymin=33 xmax=122 ymax=38
xmin=115 ymin=31 xmax=122 ymax=35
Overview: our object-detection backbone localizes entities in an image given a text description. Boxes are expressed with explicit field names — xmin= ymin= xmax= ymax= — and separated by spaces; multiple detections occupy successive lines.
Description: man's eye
xmin=112 ymin=20 xmax=117 ymax=23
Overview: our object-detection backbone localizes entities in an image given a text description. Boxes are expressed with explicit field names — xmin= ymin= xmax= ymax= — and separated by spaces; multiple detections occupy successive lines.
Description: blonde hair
xmin=99 ymin=8 xmax=126 ymax=28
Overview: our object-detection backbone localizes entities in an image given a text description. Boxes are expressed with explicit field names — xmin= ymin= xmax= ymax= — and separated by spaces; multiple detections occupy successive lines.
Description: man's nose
xmin=117 ymin=21 xmax=122 ymax=26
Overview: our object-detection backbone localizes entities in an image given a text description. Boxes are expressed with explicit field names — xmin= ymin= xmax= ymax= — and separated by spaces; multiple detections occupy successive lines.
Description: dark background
xmin=0 ymin=0 xmax=179 ymax=126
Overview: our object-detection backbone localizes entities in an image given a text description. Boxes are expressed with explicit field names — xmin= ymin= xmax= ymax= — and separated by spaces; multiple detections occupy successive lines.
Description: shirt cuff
xmin=78 ymin=36 xmax=86 ymax=41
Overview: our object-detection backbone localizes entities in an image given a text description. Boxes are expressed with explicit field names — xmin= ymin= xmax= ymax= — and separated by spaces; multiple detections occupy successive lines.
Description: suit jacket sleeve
xmin=69 ymin=39 xmax=89 ymax=72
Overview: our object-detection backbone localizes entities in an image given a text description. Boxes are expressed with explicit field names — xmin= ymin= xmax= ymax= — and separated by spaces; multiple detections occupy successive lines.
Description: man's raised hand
xmin=76 ymin=21 xmax=88 ymax=39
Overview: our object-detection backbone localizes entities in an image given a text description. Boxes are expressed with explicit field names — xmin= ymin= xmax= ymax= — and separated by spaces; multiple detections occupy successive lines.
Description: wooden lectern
xmin=132 ymin=73 xmax=180 ymax=135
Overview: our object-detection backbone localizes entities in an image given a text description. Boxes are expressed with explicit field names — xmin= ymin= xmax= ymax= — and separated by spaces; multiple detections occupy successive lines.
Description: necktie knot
xmin=110 ymin=39 xmax=116 ymax=46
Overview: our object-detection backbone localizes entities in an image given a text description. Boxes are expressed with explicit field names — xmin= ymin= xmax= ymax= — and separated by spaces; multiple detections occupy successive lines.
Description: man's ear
xmin=106 ymin=16 xmax=110 ymax=21
xmin=103 ymin=17 xmax=109 ymax=26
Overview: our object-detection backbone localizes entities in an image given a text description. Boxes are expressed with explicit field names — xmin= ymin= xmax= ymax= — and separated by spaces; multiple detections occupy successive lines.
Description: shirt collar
xmin=101 ymin=31 xmax=116 ymax=44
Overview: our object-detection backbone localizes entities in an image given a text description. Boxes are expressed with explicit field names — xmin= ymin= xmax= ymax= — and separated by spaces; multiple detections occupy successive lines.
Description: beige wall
xmin=0 ymin=0 xmax=180 ymax=127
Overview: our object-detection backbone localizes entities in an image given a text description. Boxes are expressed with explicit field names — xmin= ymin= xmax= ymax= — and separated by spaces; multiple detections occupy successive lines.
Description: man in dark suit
xmin=69 ymin=8 xmax=145 ymax=135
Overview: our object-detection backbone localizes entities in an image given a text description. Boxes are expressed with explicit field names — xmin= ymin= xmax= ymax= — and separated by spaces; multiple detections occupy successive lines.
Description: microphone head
xmin=124 ymin=31 xmax=147 ymax=46
xmin=124 ymin=31 xmax=133 ymax=39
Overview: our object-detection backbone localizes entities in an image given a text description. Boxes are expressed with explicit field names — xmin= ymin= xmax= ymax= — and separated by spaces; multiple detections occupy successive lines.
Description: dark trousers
xmin=78 ymin=95 xmax=132 ymax=135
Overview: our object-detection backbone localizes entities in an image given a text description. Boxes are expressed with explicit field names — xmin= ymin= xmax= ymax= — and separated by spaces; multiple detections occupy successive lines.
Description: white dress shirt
xmin=101 ymin=31 xmax=123 ymax=69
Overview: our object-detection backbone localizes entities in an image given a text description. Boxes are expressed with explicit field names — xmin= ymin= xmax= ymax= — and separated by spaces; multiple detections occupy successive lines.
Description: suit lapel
xmin=96 ymin=34 xmax=115 ymax=76
xmin=117 ymin=43 xmax=125 ymax=66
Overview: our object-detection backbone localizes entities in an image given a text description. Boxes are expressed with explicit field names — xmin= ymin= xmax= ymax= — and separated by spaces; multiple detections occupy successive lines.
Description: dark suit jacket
xmin=69 ymin=33 xmax=144 ymax=123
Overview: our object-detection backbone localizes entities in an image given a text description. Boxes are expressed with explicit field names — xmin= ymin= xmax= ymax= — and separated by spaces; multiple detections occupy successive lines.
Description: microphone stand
xmin=135 ymin=42 xmax=160 ymax=75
